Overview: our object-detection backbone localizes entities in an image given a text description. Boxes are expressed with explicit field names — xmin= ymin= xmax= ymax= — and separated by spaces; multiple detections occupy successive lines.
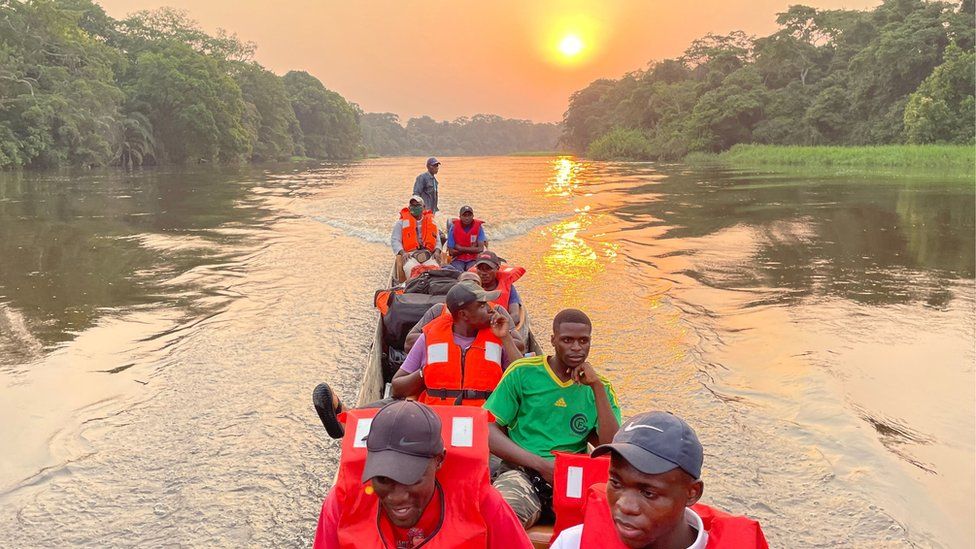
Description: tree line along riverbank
xmin=0 ymin=1 xmax=560 ymax=170
xmin=564 ymin=0 xmax=974 ymax=162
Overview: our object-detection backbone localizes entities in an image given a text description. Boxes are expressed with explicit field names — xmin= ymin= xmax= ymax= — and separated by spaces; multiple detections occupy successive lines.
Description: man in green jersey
xmin=484 ymin=308 xmax=621 ymax=528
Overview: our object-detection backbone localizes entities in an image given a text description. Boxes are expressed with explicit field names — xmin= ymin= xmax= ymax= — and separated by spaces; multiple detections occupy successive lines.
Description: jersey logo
xmin=554 ymin=397 xmax=567 ymax=408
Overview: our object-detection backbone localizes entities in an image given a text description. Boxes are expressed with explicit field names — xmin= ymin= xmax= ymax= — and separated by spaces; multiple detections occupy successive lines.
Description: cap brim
xmin=362 ymin=449 xmax=432 ymax=485
xmin=471 ymin=260 xmax=498 ymax=269
xmin=592 ymin=442 xmax=681 ymax=476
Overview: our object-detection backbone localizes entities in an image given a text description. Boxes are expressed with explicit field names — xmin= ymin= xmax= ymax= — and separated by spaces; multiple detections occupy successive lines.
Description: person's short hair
xmin=553 ymin=308 xmax=592 ymax=332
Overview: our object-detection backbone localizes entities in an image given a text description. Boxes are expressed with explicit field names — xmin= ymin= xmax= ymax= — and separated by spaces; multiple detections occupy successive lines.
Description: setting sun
xmin=559 ymin=34 xmax=584 ymax=57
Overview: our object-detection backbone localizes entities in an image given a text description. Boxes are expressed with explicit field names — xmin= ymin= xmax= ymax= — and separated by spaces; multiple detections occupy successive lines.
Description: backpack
xmin=404 ymin=268 xmax=460 ymax=296
xmin=382 ymin=292 xmax=446 ymax=350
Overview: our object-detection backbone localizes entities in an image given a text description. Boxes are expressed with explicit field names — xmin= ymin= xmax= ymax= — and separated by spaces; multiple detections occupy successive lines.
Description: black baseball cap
xmin=471 ymin=251 xmax=504 ymax=270
xmin=459 ymin=205 xmax=473 ymax=215
xmin=362 ymin=401 xmax=445 ymax=485
xmin=592 ymin=411 xmax=703 ymax=479
xmin=445 ymin=280 xmax=500 ymax=315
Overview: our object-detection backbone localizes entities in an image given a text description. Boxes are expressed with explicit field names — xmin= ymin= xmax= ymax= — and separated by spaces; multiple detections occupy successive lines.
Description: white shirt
xmin=550 ymin=507 xmax=708 ymax=549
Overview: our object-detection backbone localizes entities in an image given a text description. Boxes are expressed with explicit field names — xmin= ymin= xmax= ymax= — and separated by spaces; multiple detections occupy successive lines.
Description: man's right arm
xmin=391 ymin=220 xmax=404 ymax=254
xmin=412 ymin=173 xmax=424 ymax=196
xmin=484 ymin=374 xmax=555 ymax=482
xmin=312 ymin=489 xmax=341 ymax=549
xmin=488 ymin=423 xmax=554 ymax=483
xmin=392 ymin=334 xmax=426 ymax=398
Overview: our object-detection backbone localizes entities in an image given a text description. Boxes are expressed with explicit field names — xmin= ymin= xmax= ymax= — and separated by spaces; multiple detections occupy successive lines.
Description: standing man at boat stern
xmin=413 ymin=157 xmax=440 ymax=214
xmin=485 ymin=308 xmax=621 ymax=528
xmin=312 ymin=400 xmax=532 ymax=548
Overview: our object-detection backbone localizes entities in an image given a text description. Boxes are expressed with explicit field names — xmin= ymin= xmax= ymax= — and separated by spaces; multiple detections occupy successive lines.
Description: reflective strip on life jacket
xmin=401 ymin=208 xmax=438 ymax=252
xmin=334 ymin=407 xmax=492 ymax=549
xmin=420 ymin=312 xmax=503 ymax=406
xmin=450 ymin=219 xmax=483 ymax=261
xmin=579 ymin=483 xmax=771 ymax=549
xmin=549 ymin=451 xmax=610 ymax=544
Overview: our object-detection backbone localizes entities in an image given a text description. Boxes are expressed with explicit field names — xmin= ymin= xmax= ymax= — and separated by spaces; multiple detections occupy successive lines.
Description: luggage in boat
xmin=404 ymin=268 xmax=460 ymax=296
xmin=382 ymin=292 xmax=445 ymax=349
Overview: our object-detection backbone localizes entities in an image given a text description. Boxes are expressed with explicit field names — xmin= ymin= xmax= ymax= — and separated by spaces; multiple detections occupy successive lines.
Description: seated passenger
xmin=447 ymin=205 xmax=487 ymax=271
xmin=404 ymin=272 xmax=524 ymax=354
xmin=312 ymin=400 xmax=532 ymax=549
xmin=550 ymin=411 xmax=770 ymax=549
xmin=470 ymin=251 xmax=524 ymax=320
xmin=392 ymin=194 xmax=442 ymax=281
xmin=391 ymin=280 xmax=522 ymax=405
xmin=485 ymin=309 xmax=620 ymax=528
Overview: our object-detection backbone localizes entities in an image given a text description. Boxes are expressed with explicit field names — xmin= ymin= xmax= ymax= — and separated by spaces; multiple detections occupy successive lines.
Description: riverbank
xmin=685 ymin=144 xmax=975 ymax=175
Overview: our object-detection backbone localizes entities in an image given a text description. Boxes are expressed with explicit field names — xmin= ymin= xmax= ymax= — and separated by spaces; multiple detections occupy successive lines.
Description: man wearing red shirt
xmin=313 ymin=400 xmax=531 ymax=549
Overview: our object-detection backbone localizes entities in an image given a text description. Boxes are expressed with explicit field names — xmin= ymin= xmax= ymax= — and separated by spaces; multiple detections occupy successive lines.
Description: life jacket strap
xmin=426 ymin=388 xmax=493 ymax=403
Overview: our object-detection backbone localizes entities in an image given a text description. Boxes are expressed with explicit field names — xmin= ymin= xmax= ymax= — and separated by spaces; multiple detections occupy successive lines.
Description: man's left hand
xmin=489 ymin=310 xmax=510 ymax=338
xmin=572 ymin=361 xmax=602 ymax=388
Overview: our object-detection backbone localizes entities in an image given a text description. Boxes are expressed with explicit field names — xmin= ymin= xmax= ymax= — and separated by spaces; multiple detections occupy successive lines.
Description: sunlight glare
xmin=559 ymin=34 xmax=584 ymax=57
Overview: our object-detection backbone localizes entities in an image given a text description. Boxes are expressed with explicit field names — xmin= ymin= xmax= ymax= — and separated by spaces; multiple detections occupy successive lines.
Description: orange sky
xmin=98 ymin=0 xmax=880 ymax=123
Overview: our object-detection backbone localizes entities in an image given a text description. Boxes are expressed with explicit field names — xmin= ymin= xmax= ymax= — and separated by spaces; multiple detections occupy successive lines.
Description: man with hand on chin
xmin=484 ymin=308 xmax=621 ymax=528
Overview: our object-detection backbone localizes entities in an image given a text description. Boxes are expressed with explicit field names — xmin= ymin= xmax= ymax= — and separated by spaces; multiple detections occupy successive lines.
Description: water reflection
xmin=544 ymin=156 xmax=586 ymax=197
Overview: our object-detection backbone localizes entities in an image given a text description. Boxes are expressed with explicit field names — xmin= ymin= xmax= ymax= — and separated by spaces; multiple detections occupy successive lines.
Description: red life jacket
xmin=420 ymin=312 xmax=503 ymax=406
xmin=468 ymin=265 xmax=526 ymax=309
xmin=579 ymin=483 xmax=770 ymax=549
xmin=550 ymin=451 xmax=611 ymax=543
xmin=333 ymin=406 xmax=492 ymax=549
xmin=450 ymin=219 xmax=483 ymax=261
xmin=400 ymin=208 xmax=438 ymax=252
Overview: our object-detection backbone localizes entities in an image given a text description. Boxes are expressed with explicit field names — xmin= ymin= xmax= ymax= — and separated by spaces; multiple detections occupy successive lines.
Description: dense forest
xmin=360 ymin=113 xmax=561 ymax=156
xmin=0 ymin=0 xmax=365 ymax=168
xmin=562 ymin=0 xmax=975 ymax=160
xmin=0 ymin=0 xmax=559 ymax=170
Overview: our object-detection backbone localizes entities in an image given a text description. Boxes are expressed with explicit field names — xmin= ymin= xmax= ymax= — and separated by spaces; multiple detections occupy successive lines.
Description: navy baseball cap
xmin=592 ymin=411 xmax=703 ymax=479
xmin=426 ymin=157 xmax=440 ymax=166
xmin=459 ymin=205 xmax=473 ymax=215
xmin=362 ymin=401 xmax=445 ymax=485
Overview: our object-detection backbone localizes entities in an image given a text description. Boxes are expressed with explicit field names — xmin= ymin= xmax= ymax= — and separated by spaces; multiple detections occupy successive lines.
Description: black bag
xmin=403 ymin=268 xmax=460 ymax=296
xmin=382 ymin=292 xmax=445 ymax=349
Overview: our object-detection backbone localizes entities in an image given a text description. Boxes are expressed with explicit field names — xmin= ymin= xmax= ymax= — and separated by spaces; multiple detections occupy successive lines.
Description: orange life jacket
xmin=333 ymin=407 xmax=492 ymax=549
xmin=420 ymin=312 xmax=503 ymax=406
xmin=579 ymin=483 xmax=770 ymax=549
xmin=468 ymin=265 xmax=525 ymax=309
xmin=450 ymin=219 xmax=483 ymax=261
xmin=400 ymin=208 xmax=438 ymax=252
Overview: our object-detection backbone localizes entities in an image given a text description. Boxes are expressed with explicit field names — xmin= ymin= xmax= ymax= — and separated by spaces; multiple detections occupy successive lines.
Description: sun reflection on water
xmin=542 ymin=207 xmax=619 ymax=282
xmin=545 ymin=156 xmax=587 ymax=197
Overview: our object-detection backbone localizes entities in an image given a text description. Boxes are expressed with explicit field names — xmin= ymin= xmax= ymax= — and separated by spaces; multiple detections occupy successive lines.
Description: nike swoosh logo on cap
xmin=398 ymin=437 xmax=424 ymax=446
xmin=624 ymin=423 xmax=664 ymax=433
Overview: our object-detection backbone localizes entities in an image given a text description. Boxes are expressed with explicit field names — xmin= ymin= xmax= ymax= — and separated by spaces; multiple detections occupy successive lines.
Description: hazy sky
xmin=98 ymin=0 xmax=880 ymax=123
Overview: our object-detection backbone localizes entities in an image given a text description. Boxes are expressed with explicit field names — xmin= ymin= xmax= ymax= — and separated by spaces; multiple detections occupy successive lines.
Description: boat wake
xmin=310 ymin=212 xmax=572 ymax=246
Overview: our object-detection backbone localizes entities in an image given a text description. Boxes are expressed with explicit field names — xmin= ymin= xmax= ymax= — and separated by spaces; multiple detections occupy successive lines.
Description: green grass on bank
xmin=685 ymin=144 xmax=975 ymax=173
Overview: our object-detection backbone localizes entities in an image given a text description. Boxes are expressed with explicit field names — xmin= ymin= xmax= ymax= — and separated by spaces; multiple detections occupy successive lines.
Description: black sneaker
xmin=312 ymin=383 xmax=345 ymax=439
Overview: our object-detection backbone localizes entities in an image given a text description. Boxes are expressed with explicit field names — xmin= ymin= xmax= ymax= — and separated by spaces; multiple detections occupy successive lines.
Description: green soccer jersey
xmin=484 ymin=355 xmax=621 ymax=460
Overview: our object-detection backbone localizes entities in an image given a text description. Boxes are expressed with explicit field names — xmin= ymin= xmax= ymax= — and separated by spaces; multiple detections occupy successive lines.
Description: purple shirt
xmin=401 ymin=333 xmax=510 ymax=373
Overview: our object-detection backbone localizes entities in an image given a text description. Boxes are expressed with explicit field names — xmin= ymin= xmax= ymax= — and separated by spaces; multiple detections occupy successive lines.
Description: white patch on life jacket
xmin=566 ymin=466 xmax=584 ymax=498
xmin=451 ymin=416 xmax=474 ymax=447
xmin=484 ymin=341 xmax=502 ymax=365
xmin=353 ymin=418 xmax=373 ymax=448
xmin=427 ymin=343 xmax=449 ymax=364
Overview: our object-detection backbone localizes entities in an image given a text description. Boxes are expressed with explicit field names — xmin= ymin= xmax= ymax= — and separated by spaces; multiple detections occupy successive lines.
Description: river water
xmin=0 ymin=157 xmax=972 ymax=547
